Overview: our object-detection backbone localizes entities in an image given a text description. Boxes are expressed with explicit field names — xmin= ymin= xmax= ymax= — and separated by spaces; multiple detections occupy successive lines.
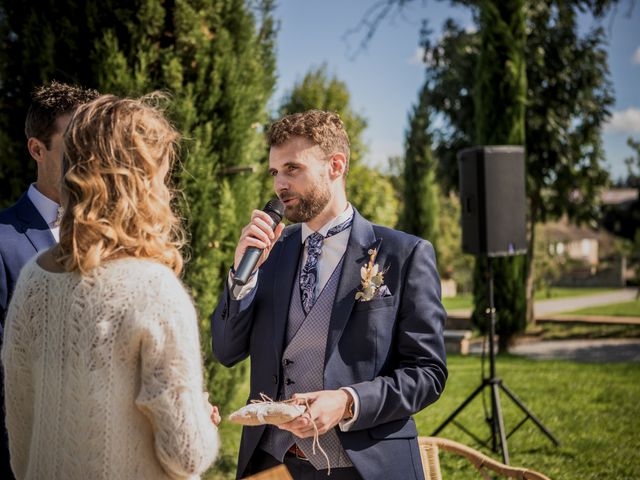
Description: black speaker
xmin=458 ymin=146 xmax=527 ymax=257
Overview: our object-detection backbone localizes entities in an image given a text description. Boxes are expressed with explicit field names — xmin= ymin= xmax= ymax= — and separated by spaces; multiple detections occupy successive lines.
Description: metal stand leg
xmin=431 ymin=257 xmax=559 ymax=463
xmin=491 ymin=380 xmax=510 ymax=464
xmin=432 ymin=381 xmax=487 ymax=437
xmin=499 ymin=382 xmax=560 ymax=446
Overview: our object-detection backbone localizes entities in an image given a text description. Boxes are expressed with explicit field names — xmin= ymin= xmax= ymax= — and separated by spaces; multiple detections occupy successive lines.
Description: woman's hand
xmin=204 ymin=393 xmax=222 ymax=426
xmin=210 ymin=405 xmax=221 ymax=426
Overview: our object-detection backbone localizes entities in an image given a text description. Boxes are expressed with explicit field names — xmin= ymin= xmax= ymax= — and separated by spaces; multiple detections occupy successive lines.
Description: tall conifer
xmin=472 ymin=0 xmax=528 ymax=351
xmin=402 ymin=84 xmax=440 ymax=259
xmin=0 ymin=0 xmax=277 ymax=406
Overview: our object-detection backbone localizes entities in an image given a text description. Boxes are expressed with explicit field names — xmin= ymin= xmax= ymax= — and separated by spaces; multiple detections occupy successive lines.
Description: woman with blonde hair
xmin=2 ymin=94 xmax=220 ymax=479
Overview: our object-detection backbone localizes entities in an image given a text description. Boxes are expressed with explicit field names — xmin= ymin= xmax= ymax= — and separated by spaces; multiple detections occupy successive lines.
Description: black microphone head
xmin=264 ymin=198 xmax=285 ymax=224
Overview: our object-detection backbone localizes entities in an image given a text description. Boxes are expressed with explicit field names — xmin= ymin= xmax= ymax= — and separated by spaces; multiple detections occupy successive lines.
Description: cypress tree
xmin=472 ymin=0 xmax=528 ymax=351
xmin=0 ymin=0 xmax=277 ymax=408
xmin=402 ymin=84 xmax=440 ymax=259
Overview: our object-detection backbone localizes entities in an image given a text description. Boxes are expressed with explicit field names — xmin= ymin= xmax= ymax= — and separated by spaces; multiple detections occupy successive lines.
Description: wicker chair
xmin=418 ymin=437 xmax=552 ymax=480
xmin=242 ymin=464 xmax=293 ymax=480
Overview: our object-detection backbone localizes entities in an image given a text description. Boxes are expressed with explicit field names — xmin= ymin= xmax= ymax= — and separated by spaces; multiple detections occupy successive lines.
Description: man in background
xmin=0 ymin=81 xmax=98 ymax=477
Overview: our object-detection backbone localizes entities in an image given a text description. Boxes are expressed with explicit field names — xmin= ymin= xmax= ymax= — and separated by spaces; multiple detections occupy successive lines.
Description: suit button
xmin=283 ymin=358 xmax=293 ymax=366
xmin=285 ymin=378 xmax=295 ymax=386
xmin=272 ymin=375 xmax=278 ymax=384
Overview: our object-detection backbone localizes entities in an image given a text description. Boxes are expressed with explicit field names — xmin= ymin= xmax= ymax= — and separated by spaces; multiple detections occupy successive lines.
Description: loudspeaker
xmin=458 ymin=146 xmax=527 ymax=257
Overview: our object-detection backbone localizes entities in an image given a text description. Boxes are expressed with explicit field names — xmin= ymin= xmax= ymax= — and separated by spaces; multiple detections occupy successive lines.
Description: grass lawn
xmin=564 ymin=299 xmax=640 ymax=317
xmin=442 ymin=293 xmax=473 ymax=311
xmin=205 ymin=355 xmax=640 ymax=479
xmin=443 ymin=287 xmax=617 ymax=312
xmin=415 ymin=355 xmax=640 ymax=479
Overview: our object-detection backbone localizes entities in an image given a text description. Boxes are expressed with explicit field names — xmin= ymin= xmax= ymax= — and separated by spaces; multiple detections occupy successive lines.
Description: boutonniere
xmin=355 ymin=248 xmax=387 ymax=302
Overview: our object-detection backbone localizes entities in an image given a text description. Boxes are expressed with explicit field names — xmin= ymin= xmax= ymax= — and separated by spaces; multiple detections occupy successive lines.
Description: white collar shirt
xmin=27 ymin=184 xmax=61 ymax=242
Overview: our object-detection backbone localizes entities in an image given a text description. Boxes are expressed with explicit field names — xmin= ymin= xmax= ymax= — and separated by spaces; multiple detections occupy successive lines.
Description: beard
xmin=280 ymin=177 xmax=331 ymax=224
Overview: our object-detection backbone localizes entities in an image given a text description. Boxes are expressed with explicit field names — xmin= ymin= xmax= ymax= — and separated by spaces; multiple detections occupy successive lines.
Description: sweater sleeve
xmin=1 ymin=272 xmax=35 ymax=479
xmin=134 ymin=271 xmax=219 ymax=478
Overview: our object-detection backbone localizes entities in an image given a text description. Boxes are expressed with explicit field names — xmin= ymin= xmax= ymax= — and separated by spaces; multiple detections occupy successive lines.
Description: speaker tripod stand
xmin=431 ymin=257 xmax=560 ymax=464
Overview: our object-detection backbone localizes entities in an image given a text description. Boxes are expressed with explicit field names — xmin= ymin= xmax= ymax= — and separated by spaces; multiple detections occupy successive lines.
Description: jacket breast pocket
xmin=353 ymin=294 xmax=395 ymax=312
xmin=368 ymin=417 xmax=418 ymax=439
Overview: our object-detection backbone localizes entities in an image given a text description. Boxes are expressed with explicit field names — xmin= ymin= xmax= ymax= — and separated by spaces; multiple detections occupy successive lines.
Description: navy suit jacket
xmin=0 ymin=193 xmax=56 ymax=330
xmin=0 ymin=192 xmax=56 ymax=479
xmin=211 ymin=211 xmax=448 ymax=480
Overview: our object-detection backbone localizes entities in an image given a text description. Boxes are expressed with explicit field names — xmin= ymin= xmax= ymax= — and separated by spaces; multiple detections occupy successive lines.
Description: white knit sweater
xmin=1 ymin=257 xmax=219 ymax=480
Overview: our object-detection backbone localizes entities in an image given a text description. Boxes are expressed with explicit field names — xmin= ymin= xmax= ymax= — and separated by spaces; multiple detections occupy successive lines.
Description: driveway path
xmin=448 ymin=288 xmax=638 ymax=318
xmin=534 ymin=288 xmax=637 ymax=316
xmin=509 ymin=338 xmax=640 ymax=363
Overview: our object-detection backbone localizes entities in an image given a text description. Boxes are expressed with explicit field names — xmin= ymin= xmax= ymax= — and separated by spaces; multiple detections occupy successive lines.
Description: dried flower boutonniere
xmin=355 ymin=248 xmax=387 ymax=301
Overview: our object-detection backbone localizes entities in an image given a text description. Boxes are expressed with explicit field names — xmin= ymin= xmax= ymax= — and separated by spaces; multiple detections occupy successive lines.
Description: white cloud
xmin=408 ymin=46 xmax=427 ymax=66
xmin=604 ymin=107 xmax=640 ymax=134
xmin=464 ymin=23 xmax=478 ymax=34
xmin=633 ymin=46 xmax=640 ymax=64
xmin=408 ymin=46 xmax=436 ymax=67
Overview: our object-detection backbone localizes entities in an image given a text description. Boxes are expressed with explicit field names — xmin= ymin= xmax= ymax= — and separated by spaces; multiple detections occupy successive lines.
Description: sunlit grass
xmin=204 ymin=355 xmax=640 ymax=479
xmin=415 ymin=355 xmax=640 ymax=479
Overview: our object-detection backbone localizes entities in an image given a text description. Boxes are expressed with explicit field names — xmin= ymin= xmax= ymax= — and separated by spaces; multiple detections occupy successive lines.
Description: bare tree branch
xmin=342 ymin=0 xmax=427 ymax=60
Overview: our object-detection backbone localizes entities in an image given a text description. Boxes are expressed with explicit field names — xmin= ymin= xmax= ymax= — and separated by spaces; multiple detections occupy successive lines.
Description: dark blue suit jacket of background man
xmin=211 ymin=210 xmax=448 ymax=480
xmin=0 ymin=192 xmax=56 ymax=479
xmin=0 ymin=193 xmax=56 ymax=329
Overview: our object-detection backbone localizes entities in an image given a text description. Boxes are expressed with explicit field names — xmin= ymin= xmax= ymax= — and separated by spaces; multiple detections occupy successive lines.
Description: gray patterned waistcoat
xmin=260 ymin=257 xmax=353 ymax=470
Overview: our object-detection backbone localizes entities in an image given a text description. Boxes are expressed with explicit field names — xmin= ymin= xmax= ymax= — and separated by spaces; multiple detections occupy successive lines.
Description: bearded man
xmin=211 ymin=110 xmax=447 ymax=480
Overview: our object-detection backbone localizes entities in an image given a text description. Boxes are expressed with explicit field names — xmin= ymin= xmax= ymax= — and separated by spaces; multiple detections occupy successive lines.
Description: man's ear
xmin=27 ymin=137 xmax=47 ymax=163
xmin=329 ymin=152 xmax=348 ymax=180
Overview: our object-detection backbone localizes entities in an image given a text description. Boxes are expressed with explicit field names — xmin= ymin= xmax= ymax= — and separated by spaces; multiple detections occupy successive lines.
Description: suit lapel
xmin=325 ymin=210 xmax=377 ymax=364
xmin=14 ymin=193 xmax=56 ymax=252
xmin=272 ymin=225 xmax=302 ymax=363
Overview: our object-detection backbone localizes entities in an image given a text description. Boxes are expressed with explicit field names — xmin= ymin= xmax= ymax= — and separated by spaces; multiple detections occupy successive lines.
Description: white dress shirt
xmin=27 ymin=184 xmax=61 ymax=242
xmin=228 ymin=204 xmax=360 ymax=429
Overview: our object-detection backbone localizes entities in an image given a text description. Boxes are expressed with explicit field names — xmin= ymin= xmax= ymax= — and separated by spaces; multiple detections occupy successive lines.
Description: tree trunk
xmin=525 ymin=199 xmax=539 ymax=324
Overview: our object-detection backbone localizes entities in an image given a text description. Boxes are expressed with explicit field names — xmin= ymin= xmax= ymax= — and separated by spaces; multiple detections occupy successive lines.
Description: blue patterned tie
xmin=299 ymin=214 xmax=353 ymax=314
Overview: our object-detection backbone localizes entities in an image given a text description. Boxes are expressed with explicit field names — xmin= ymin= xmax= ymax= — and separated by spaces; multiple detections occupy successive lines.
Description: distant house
xmin=543 ymin=220 xmax=610 ymax=269
xmin=601 ymin=188 xmax=638 ymax=206
xmin=539 ymin=188 xmax=636 ymax=287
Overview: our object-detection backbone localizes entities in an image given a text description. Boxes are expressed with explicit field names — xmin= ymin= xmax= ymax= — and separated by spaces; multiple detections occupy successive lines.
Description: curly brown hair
xmin=57 ymin=93 xmax=185 ymax=275
xmin=24 ymin=81 xmax=99 ymax=147
xmin=267 ymin=110 xmax=351 ymax=174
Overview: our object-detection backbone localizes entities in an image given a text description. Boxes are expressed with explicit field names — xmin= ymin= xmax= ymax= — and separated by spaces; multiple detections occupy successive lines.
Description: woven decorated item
xmin=228 ymin=394 xmax=306 ymax=426
xmin=230 ymin=393 xmax=332 ymax=473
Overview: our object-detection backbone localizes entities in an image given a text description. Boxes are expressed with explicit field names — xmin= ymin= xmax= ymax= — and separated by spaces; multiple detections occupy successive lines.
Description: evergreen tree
xmin=0 ymin=0 xmax=276 ymax=415
xmin=418 ymin=2 xmax=614 ymax=344
xmin=402 ymin=84 xmax=440 ymax=261
xmin=523 ymin=1 xmax=613 ymax=322
xmin=277 ymin=65 xmax=399 ymax=227
xmin=471 ymin=0 xmax=528 ymax=351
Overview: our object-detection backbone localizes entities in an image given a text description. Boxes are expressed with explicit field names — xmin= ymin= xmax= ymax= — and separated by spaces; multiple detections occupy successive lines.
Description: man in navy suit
xmin=211 ymin=110 xmax=447 ymax=479
xmin=0 ymin=81 xmax=98 ymax=477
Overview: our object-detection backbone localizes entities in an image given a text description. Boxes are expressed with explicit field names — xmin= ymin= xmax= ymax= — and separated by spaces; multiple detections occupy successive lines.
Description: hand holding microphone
xmin=233 ymin=199 xmax=285 ymax=286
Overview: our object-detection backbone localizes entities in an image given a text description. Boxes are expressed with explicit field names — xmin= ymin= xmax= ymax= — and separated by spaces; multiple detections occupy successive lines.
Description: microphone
xmin=233 ymin=198 xmax=285 ymax=286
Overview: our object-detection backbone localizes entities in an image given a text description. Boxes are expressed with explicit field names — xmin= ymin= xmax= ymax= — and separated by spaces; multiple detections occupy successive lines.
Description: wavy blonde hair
xmin=57 ymin=94 xmax=185 ymax=275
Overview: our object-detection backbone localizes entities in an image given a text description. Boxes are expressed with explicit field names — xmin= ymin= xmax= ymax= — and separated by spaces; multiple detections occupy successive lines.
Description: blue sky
xmin=271 ymin=0 xmax=640 ymax=181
